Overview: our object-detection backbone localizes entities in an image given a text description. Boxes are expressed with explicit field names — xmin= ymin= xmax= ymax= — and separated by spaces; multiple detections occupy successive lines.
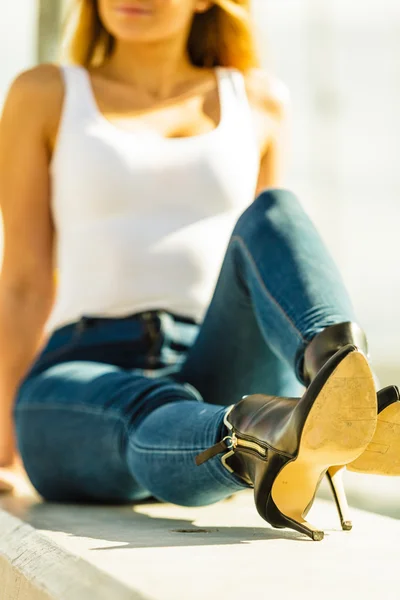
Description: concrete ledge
xmin=0 ymin=509 xmax=140 ymax=600
xmin=1 ymin=481 xmax=400 ymax=600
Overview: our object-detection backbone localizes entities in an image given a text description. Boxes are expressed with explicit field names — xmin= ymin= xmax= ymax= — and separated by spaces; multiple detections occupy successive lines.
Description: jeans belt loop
xmin=73 ymin=315 xmax=97 ymax=338
xmin=158 ymin=312 xmax=175 ymax=345
xmin=142 ymin=311 xmax=160 ymax=345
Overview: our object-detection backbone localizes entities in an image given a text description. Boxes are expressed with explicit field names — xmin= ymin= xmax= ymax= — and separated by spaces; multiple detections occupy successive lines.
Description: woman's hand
xmin=0 ymin=454 xmax=28 ymax=494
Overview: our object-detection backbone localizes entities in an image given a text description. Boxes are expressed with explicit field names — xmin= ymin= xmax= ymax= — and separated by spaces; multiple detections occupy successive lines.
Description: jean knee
xmin=234 ymin=188 xmax=300 ymax=238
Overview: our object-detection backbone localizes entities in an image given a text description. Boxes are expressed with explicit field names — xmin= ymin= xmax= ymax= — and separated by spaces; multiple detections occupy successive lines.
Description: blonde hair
xmin=62 ymin=0 xmax=260 ymax=72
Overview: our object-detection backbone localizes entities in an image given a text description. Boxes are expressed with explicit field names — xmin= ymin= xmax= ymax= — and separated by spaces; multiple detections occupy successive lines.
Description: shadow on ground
xmin=0 ymin=494 xmax=332 ymax=549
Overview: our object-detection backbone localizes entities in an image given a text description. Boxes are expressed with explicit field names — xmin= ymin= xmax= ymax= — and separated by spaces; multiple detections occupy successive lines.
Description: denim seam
xmin=129 ymin=438 xmax=248 ymax=490
xmin=128 ymin=438 xmax=209 ymax=454
xmin=231 ymin=235 xmax=307 ymax=344
xmin=14 ymin=404 xmax=125 ymax=420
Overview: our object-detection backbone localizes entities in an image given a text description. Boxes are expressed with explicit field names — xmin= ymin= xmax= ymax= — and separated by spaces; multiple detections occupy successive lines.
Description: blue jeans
xmin=14 ymin=190 xmax=357 ymax=506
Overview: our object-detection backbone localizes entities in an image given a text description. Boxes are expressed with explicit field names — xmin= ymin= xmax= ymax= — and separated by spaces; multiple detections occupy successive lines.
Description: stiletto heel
xmin=326 ymin=466 xmax=352 ymax=530
xmin=275 ymin=512 xmax=324 ymax=541
xmin=267 ymin=489 xmax=324 ymax=540
xmin=196 ymin=345 xmax=377 ymax=541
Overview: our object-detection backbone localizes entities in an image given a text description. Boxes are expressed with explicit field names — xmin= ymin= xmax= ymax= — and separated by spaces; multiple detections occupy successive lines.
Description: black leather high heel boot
xmin=301 ymin=322 xmax=370 ymax=386
xmin=196 ymin=344 xmax=377 ymax=541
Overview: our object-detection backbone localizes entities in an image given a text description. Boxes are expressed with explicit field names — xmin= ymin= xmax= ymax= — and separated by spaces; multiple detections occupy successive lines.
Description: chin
xmin=112 ymin=29 xmax=155 ymax=43
xmin=108 ymin=22 xmax=167 ymax=44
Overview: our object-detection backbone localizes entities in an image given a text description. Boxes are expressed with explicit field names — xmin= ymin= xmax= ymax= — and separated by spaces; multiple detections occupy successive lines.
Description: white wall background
xmin=254 ymin=0 xmax=400 ymax=380
xmin=0 ymin=1 xmax=37 ymax=108
xmin=0 ymin=0 xmax=399 ymax=381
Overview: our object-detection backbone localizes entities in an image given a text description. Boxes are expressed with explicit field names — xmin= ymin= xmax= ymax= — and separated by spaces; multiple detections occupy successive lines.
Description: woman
xmin=0 ymin=0 xmax=398 ymax=541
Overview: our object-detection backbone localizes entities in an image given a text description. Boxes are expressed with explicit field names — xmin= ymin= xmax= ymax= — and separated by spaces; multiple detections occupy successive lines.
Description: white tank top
xmin=46 ymin=65 xmax=260 ymax=332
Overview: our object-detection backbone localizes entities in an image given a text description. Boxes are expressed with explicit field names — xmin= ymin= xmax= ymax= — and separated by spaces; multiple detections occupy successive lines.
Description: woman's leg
xmin=130 ymin=188 xmax=361 ymax=503
xmin=15 ymin=360 xmax=248 ymax=506
xmin=15 ymin=188 xmax=361 ymax=509
xmin=178 ymin=188 xmax=358 ymax=404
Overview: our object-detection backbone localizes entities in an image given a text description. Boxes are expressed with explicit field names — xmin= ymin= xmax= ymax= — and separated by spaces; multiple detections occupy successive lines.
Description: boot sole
xmin=348 ymin=402 xmax=400 ymax=475
xmin=270 ymin=350 xmax=377 ymax=538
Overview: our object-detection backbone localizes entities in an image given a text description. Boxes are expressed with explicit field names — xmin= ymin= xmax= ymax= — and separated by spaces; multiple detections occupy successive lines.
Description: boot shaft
xmin=302 ymin=322 xmax=369 ymax=386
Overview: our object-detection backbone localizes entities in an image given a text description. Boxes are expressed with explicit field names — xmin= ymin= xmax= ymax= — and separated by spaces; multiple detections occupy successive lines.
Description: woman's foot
xmin=196 ymin=345 xmax=377 ymax=541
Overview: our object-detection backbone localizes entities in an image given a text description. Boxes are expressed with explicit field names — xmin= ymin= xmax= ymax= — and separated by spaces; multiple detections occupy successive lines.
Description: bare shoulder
xmin=4 ymin=64 xmax=63 ymax=107
xmin=13 ymin=63 xmax=61 ymax=85
xmin=1 ymin=64 xmax=64 ymax=140
xmin=243 ymin=68 xmax=291 ymax=121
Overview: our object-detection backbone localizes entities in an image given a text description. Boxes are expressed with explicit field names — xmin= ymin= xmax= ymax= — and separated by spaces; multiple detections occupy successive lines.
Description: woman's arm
xmin=255 ymin=110 xmax=290 ymax=193
xmin=0 ymin=65 xmax=61 ymax=467
xmin=245 ymin=70 xmax=291 ymax=195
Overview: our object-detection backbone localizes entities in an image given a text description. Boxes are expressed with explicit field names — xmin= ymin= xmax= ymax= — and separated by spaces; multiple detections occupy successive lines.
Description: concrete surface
xmin=1 ymin=480 xmax=400 ymax=600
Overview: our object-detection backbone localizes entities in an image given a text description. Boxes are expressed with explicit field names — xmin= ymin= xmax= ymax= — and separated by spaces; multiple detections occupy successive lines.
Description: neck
xmin=104 ymin=35 xmax=197 ymax=100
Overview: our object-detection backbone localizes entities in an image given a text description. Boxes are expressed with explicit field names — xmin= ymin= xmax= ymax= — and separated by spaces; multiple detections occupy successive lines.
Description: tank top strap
xmin=216 ymin=67 xmax=258 ymax=157
xmin=58 ymin=64 xmax=98 ymax=122
xmin=216 ymin=67 xmax=254 ymax=124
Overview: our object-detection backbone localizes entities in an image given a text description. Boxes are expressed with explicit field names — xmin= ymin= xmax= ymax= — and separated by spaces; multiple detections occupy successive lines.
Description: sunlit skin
xmin=82 ymin=0 xmax=224 ymax=141
xmin=0 ymin=0 xmax=289 ymax=488
xmin=98 ymin=0 xmax=211 ymax=45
